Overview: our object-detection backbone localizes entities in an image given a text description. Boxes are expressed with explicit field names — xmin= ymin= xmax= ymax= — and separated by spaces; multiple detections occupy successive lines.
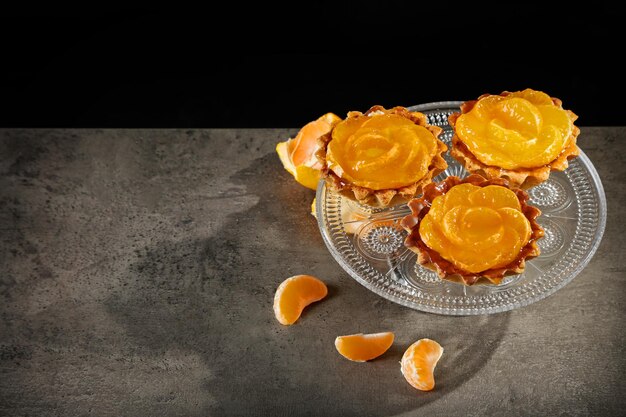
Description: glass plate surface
xmin=316 ymin=101 xmax=607 ymax=315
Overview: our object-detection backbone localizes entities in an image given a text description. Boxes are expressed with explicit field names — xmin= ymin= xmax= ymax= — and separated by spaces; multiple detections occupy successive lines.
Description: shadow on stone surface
xmin=106 ymin=153 xmax=511 ymax=416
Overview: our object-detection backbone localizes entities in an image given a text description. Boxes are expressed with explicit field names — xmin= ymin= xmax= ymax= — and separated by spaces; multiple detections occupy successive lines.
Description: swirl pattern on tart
xmin=401 ymin=174 xmax=544 ymax=285
xmin=449 ymin=89 xmax=580 ymax=189
xmin=316 ymin=105 xmax=448 ymax=207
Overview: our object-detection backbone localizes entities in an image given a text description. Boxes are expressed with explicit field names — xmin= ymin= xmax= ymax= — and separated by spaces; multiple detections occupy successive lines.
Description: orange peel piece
xmin=401 ymin=338 xmax=443 ymax=392
xmin=311 ymin=197 xmax=317 ymax=219
xmin=273 ymin=275 xmax=328 ymax=325
xmin=276 ymin=113 xmax=342 ymax=190
xmin=335 ymin=332 xmax=395 ymax=362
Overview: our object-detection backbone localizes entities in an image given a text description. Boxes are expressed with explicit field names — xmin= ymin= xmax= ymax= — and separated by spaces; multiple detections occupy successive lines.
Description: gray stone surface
xmin=0 ymin=127 xmax=624 ymax=417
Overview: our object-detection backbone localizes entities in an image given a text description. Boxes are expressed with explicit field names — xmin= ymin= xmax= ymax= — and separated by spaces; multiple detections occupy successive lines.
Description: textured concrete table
xmin=1 ymin=128 xmax=624 ymax=417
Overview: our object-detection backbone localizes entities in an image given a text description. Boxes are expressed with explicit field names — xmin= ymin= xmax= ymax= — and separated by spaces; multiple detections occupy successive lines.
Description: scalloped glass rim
xmin=316 ymin=101 xmax=607 ymax=315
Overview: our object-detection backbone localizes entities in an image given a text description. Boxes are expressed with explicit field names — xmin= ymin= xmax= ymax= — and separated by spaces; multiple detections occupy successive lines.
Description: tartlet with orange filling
xmin=449 ymin=88 xmax=580 ymax=189
xmin=316 ymin=105 xmax=448 ymax=207
xmin=401 ymin=175 xmax=544 ymax=285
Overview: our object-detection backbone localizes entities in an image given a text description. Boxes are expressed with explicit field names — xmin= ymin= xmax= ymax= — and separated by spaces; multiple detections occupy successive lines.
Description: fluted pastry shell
xmin=316 ymin=105 xmax=448 ymax=207
xmin=449 ymin=92 xmax=580 ymax=189
xmin=400 ymin=174 xmax=544 ymax=285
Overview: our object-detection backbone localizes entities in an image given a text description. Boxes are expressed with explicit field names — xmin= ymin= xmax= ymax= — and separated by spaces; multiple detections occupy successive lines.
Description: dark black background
xmin=2 ymin=6 xmax=622 ymax=127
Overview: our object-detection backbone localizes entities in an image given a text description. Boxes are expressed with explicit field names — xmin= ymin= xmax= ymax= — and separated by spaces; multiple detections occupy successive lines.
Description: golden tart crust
xmin=449 ymin=90 xmax=580 ymax=189
xmin=316 ymin=105 xmax=448 ymax=207
xmin=401 ymin=174 xmax=544 ymax=285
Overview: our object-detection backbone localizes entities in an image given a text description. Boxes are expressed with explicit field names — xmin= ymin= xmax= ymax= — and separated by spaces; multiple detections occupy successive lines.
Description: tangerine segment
xmin=335 ymin=332 xmax=395 ymax=362
xmin=276 ymin=113 xmax=342 ymax=190
xmin=273 ymin=275 xmax=328 ymax=325
xmin=401 ymin=338 xmax=443 ymax=392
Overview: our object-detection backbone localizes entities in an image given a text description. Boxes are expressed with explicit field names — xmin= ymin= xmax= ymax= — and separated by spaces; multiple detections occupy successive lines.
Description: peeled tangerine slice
xmin=273 ymin=275 xmax=328 ymax=325
xmin=401 ymin=338 xmax=444 ymax=391
xmin=335 ymin=332 xmax=395 ymax=362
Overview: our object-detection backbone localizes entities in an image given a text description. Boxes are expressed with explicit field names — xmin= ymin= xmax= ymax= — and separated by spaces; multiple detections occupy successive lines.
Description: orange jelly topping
xmin=419 ymin=183 xmax=532 ymax=273
xmin=326 ymin=113 xmax=439 ymax=190
xmin=455 ymin=89 xmax=573 ymax=169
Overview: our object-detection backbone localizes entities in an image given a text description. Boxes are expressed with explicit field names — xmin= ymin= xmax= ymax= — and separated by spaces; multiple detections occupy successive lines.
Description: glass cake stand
xmin=316 ymin=101 xmax=607 ymax=315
